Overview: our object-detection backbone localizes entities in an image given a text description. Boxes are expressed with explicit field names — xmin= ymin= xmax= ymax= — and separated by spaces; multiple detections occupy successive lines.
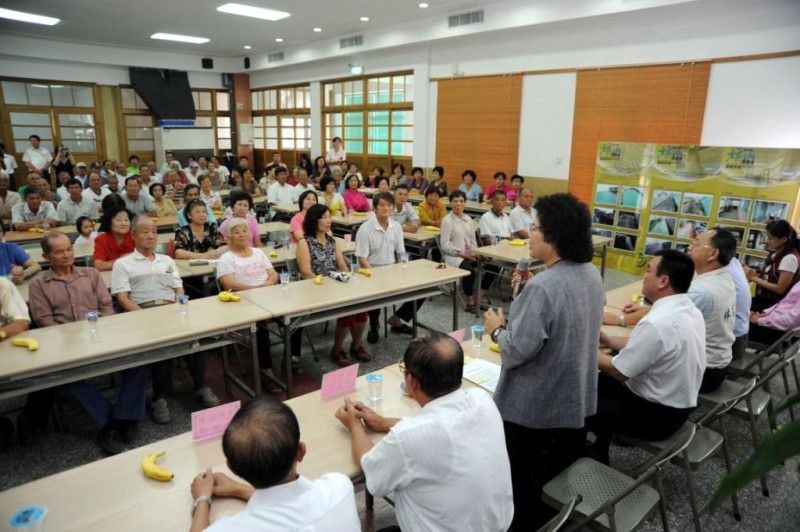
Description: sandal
xmin=330 ymin=348 xmax=351 ymax=367
xmin=350 ymin=345 xmax=372 ymax=362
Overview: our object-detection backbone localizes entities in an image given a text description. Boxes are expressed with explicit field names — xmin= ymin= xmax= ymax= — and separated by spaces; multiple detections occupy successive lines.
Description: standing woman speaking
xmin=484 ymin=193 xmax=604 ymax=530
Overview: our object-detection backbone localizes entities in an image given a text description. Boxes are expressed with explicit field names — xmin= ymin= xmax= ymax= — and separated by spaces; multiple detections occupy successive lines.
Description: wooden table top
xmin=604 ymin=280 xmax=644 ymax=311
xmin=474 ymin=235 xmax=612 ymax=265
xmin=4 ymin=224 xmax=77 ymax=243
xmin=258 ymin=221 xmax=291 ymax=234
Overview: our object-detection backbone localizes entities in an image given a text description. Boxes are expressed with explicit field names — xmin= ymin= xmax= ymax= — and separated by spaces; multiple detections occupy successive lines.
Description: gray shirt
xmin=355 ymin=217 xmax=405 ymax=267
xmin=121 ymin=192 xmax=154 ymax=216
xmin=494 ymin=261 xmax=605 ymax=429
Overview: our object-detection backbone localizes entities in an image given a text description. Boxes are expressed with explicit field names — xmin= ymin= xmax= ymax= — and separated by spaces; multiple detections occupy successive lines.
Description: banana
xmin=141 ymin=451 xmax=174 ymax=482
xmin=358 ymin=268 xmax=372 ymax=277
xmin=218 ymin=291 xmax=232 ymax=302
xmin=150 ymin=217 xmax=159 ymax=222
xmin=490 ymin=342 xmax=501 ymax=353
xmin=11 ymin=338 xmax=39 ymax=351
xmin=269 ymin=251 xmax=278 ymax=258
xmin=315 ymin=274 xmax=323 ymax=285
xmin=28 ymin=228 xmax=45 ymax=233
xmin=229 ymin=293 xmax=241 ymax=302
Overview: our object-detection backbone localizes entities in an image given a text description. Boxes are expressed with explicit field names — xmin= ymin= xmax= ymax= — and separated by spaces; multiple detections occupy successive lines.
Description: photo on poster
xmin=746 ymin=229 xmax=768 ymax=251
xmin=676 ymin=219 xmax=708 ymax=240
xmin=743 ymin=254 xmax=766 ymax=271
xmin=595 ymin=184 xmax=619 ymax=206
xmin=674 ymin=242 xmax=690 ymax=253
xmin=617 ymin=210 xmax=640 ymax=231
xmin=648 ymin=216 xmax=676 ymax=236
xmin=718 ymin=225 xmax=746 ymax=247
xmin=751 ymin=200 xmax=789 ymax=225
xmin=651 ymin=190 xmax=681 ymax=213
xmin=613 ymin=232 xmax=638 ymax=252
xmin=681 ymin=193 xmax=713 ymax=217
xmin=591 ymin=228 xmax=613 ymax=238
xmin=644 ymin=238 xmax=673 ymax=256
xmin=620 ymin=187 xmax=646 ymax=209
xmin=717 ymin=197 xmax=752 ymax=222
xmin=593 ymin=207 xmax=616 ymax=226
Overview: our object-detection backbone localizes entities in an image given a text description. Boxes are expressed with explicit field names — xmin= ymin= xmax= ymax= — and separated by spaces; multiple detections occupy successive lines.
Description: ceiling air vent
xmin=448 ymin=10 xmax=484 ymax=28
xmin=268 ymin=52 xmax=284 ymax=63
xmin=340 ymin=35 xmax=363 ymax=49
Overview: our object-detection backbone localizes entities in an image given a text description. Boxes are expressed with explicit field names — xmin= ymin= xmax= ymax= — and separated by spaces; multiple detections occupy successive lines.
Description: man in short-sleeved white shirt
xmin=391 ymin=184 xmax=420 ymax=232
xmin=479 ymin=189 xmax=512 ymax=244
xmin=292 ymin=168 xmax=315 ymax=201
xmin=586 ymin=250 xmax=705 ymax=464
xmin=509 ymin=188 xmax=536 ymax=238
xmin=56 ymin=178 xmax=99 ymax=224
xmin=267 ymin=169 xmax=295 ymax=207
xmin=22 ymin=136 xmax=52 ymax=176
xmin=355 ymin=193 xmax=405 ymax=267
xmin=336 ymin=333 xmax=513 ymax=532
xmin=84 ymin=172 xmax=111 ymax=204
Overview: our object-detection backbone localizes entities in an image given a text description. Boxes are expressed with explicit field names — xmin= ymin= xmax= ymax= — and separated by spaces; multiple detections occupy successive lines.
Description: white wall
xmin=702 ymin=56 xmax=800 ymax=148
xmin=518 ymin=73 xmax=577 ymax=179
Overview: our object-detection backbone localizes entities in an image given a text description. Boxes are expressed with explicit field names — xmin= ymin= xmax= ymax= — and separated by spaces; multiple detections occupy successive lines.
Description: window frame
xmin=251 ymin=83 xmax=311 ymax=173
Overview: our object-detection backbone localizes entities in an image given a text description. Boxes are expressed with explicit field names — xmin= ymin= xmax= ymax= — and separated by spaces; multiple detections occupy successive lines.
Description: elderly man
xmin=25 ymin=232 xmax=146 ymax=454
xmin=292 ymin=168 xmax=315 ymax=201
xmin=479 ymin=189 xmax=512 ymax=245
xmin=189 ymin=397 xmax=359 ymax=532
xmin=111 ymin=216 xmax=219 ymax=424
xmin=146 ymin=161 xmax=161 ymax=183
xmin=509 ymin=187 xmax=536 ymax=239
xmin=115 ymin=161 xmax=133 ymax=182
xmin=159 ymin=151 xmax=178 ymax=175
xmin=73 ymin=162 xmax=89 ymax=187
xmin=0 ymin=225 xmax=41 ymax=284
xmin=586 ymin=250 xmax=706 ymax=464
xmin=178 ymin=184 xmax=217 ymax=227
xmin=11 ymin=186 xmax=59 ymax=231
xmin=391 ymin=184 xmax=420 ymax=233
xmin=137 ymin=165 xmax=156 ymax=197
xmin=84 ymin=171 xmax=111 ymax=205
xmin=121 ymin=176 xmax=156 ymax=216
xmin=0 ymin=172 xmax=21 ymax=224
xmin=336 ymin=333 xmax=513 ymax=532
xmin=57 ymin=178 xmax=99 ymax=224
xmin=267 ymin=167 xmax=294 ymax=207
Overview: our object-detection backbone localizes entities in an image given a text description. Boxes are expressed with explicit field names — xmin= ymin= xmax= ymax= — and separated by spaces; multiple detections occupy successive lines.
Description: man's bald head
xmin=402 ymin=332 xmax=464 ymax=398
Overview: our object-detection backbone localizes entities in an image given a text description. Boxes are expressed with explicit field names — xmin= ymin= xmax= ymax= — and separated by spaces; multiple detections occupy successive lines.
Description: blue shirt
xmin=0 ymin=243 xmax=31 ymax=276
xmin=727 ymin=259 xmax=751 ymax=337
xmin=178 ymin=206 xmax=217 ymax=227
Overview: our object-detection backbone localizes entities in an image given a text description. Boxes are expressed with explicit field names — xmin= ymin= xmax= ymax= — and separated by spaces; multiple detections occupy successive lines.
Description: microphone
xmin=512 ymin=258 xmax=530 ymax=299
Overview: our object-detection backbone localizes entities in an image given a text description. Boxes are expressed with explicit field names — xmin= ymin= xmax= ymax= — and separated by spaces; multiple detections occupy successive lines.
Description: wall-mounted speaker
xmin=244 ymin=57 xmax=250 ymax=70
xmin=221 ymin=73 xmax=233 ymax=88
xmin=202 ymin=58 xmax=213 ymax=69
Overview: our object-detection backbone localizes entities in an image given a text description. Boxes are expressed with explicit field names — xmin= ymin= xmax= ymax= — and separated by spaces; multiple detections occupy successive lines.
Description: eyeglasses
xmin=530 ymin=223 xmax=541 ymax=233
xmin=398 ymin=358 xmax=407 ymax=376
xmin=689 ymin=239 xmax=711 ymax=249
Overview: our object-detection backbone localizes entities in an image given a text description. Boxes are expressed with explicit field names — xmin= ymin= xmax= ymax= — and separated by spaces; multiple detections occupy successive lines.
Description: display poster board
xmin=590 ymin=143 xmax=800 ymax=274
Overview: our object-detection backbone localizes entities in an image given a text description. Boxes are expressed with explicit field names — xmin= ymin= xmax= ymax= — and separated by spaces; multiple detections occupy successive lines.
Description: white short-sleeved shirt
xmin=355 ymin=217 xmax=405 ymax=267
xmin=216 ymin=249 xmax=274 ymax=287
xmin=362 ymin=388 xmax=514 ymax=532
xmin=778 ymin=254 xmax=799 ymax=274
xmin=292 ymin=183 xmax=316 ymax=201
xmin=391 ymin=202 xmax=419 ymax=226
xmin=22 ymin=147 xmax=52 ymax=171
xmin=509 ymin=205 xmax=536 ymax=235
xmin=479 ymin=210 xmax=512 ymax=239
xmin=111 ymin=250 xmax=183 ymax=303
xmin=205 ymin=474 xmax=359 ymax=532
xmin=267 ymin=182 xmax=295 ymax=206
xmin=3 ymin=154 xmax=18 ymax=175
xmin=688 ymin=267 xmax=736 ymax=368
xmin=56 ymin=196 xmax=99 ymax=224
xmin=613 ymin=293 xmax=706 ymax=408
xmin=0 ymin=277 xmax=30 ymax=326
xmin=326 ymin=148 xmax=346 ymax=163
xmin=11 ymin=201 xmax=57 ymax=227
xmin=84 ymin=187 xmax=111 ymax=204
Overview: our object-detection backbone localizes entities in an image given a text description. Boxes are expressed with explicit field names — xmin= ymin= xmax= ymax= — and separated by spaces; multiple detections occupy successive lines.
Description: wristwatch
xmin=618 ymin=313 xmax=626 ymax=327
xmin=490 ymin=325 xmax=507 ymax=343
xmin=191 ymin=496 xmax=213 ymax=516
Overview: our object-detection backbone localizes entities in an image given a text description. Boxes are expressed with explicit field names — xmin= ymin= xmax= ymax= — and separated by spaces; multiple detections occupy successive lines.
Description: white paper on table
xmin=462 ymin=358 xmax=501 ymax=393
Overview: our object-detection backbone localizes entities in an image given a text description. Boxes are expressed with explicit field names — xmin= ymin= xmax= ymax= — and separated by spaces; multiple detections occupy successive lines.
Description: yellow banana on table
xmin=357 ymin=268 xmax=372 ymax=277
xmin=12 ymin=338 xmax=39 ymax=351
xmin=315 ymin=274 xmax=324 ymax=285
xmin=217 ymin=290 xmax=241 ymax=302
xmin=141 ymin=450 xmax=174 ymax=481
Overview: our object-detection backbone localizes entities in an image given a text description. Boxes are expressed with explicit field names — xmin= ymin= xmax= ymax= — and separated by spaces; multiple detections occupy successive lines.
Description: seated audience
xmin=190 ymin=396 xmax=359 ymax=531
xmin=121 ymin=176 xmax=156 ymax=216
xmin=27 ymin=232 xmax=147 ymax=454
xmin=429 ymin=165 xmax=447 ymax=196
xmin=744 ymin=220 xmax=800 ymax=310
xmin=178 ymin=184 xmax=218 ymax=227
xmin=56 ymin=178 xmax=98 ymax=224
xmin=332 ymin=167 xmax=345 ymax=194
xmin=441 ymin=190 xmax=489 ymax=312
xmin=264 ymin=152 xmax=287 ymax=176
xmin=407 ymin=166 xmax=428 ymax=193
xmin=54 ymin=170 xmax=72 ymax=201
xmin=267 ymin=167 xmax=293 ymax=206
xmin=483 ymin=193 xmax=604 ymax=530
xmin=317 ymin=176 xmax=347 ymax=216
xmin=364 ymin=166 xmax=385 ymax=188
xmin=0 ymin=172 xmax=20 ymax=223
xmin=11 ymin=186 xmax=59 ymax=231
xmin=336 ymin=333 xmax=513 ymax=532
xmin=0 ymin=278 xmax=31 ymax=449
xmin=485 ymin=171 xmax=512 ymax=199
xmin=389 ymin=163 xmax=407 ymax=189
xmin=418 ymin=186 xmax=446 ymax=228
xmin=242 ymin=168 xmax=262 ymax=198
xmin=219 ymin=190 xmax=261 ymax=247
xmin=198 ymin=175 xmax=222 ymax=211
xmin=289 ymin=190 xmax=318 ymax=243
xmin=111 ymin=216 xmax=219 ymax=424
xmin=375 ymin=176 xmax=391 ymax=194
xmin=342 ymin=175 xmax=371 ymax=213
xmin=0 ymin=225 xmax=41 ymax=283
xmin=103 ymin=174 xmax=121 ymax=195
xmin=586 ymin=250 xmax=705 ymax=464
xmin=509 ymin=187 xmax=536 ymax=238
xmin=150 ymin=182 xmax=178 ymax=218
xmin=94 ymin=206 xmax=134 ymax=271
xmin=312 ymin=156 xmax=330 ymax=182
xmin=174 ymin=200 xmax=226 ymax=260
xmin=74 ymin=216 xmax=97 ymax=245
xmin=164 ymin=169 xmax=186 ymax=204
xmin=137 ymin=165 xmax=156 ymax=193
xmin=186 ymin=162 xmax=202 ymax=185
xmin=749 ymin=279 xmax=800 ymax=345
xmin=83 ymin=171 xmax=111 ymax=205
xmin=458 ymin=169 xmax=482 ymax=201
xmin=508 ymin=174 xmax=524 ymax=204
xmin=344 ymin=162 xmax=362 ymax=185
xmin=479 ymin=189 xmax=512 ymax=244
xmin=292 ymin=168 xmax=315 ymax=201
xmin=391 ymin=184 xmax=420 ymax=233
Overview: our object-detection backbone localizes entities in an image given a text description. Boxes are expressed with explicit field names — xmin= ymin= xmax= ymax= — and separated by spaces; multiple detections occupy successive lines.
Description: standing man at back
xmin=336 ymin=333 xmax=513 ymax=531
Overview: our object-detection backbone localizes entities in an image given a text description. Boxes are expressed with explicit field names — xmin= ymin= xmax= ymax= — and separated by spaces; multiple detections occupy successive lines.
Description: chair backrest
xmin=653 ymin=422 xmax=698 ymax=470
xmin=166 ymin=238 xmax=175 ymax=259
xmin=698 ymin=377 xmax=759 ymax=425
xmin=537 ymin=494 xmax=581 ymax=532
xmin=739 ymin=328 xmax=798 ymax=376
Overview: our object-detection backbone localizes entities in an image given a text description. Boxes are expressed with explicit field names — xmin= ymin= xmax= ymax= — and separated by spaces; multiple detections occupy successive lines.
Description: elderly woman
xmin=418 ymin=185 xmax=446 ymax=228
xmin=483 ymin=193 xmax=604 ymax=530
xmin=342 ymin=174 xmax=371 ymax=213
xmin=198 ymin=174 xmax=222 ymax=211
xmin=439 ymin=190 xmax=485 ymax=312
xmin=289 ymin=190 xmax=318 ymax=243
xmin=93 ymin=205 xmax=134 ymax=271
xmin=174 ymin=199 xmax=226 ymax=259
xmin=150 ymin=182 xmax=177 ymax=217
xmin=317 ymin=175 xmax=347 ymax=216
xmin=164 ymin=169 xmax=186 ymax=204
xmin=219 ymin=190 xmax=261 ymax=247
xmin=296 ymin=204 xmax=370 ymax=366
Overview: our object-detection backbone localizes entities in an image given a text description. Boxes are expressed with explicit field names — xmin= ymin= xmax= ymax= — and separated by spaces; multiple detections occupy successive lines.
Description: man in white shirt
xmin=586 ymin=250 xmax=706 ymax=464
xmin=136 ymin=165 xmax=155 ymax=199
xmin=0 ymin=172 xmax=20 ymax=224
xmin=56 ymin=178 xmax=99 ymax=224
xmin=0 ymin=142 xmax=18 ymax=186
xmin=479 ymin=189 xmax=512 ymax=244
xmin=336 ymin=333 xmax=514 ymax=532
xmin=159 ymin=151 xmax=179 ymax=175
xmin=146 ymin=161 xmax=162 ymax=184
xmin=190 ymin=396 xmax=360 ymax=532
xmin=264 ymin=152 xmax=288 ymax=176
xmin=115 ymin=162 xmax=134 ymax=183
xmin=186 ymin=162 xmax=202 ymax=185
xmin=73 ymin=162 xmax=89 ymax=188
xmin=688 ymin=227 xmax=737 ymax=392
xmin=292 ymin=168 xmax=315 ymax=201
xmin=211 ymin=156 xmax=230 ymax=183
xmin=267 ymin=167 xmax=294 ymax=207
xmin=22 ymin=135 xmax=52 ymax=179
xmin=391 ymin=184 xmax=420 ymax=232
xmin=85 ymin=172 xmax=111 ymax=204
xmin=121 ymin=177 xmax=156 ymax=216
xmin=509 ymin=187 xmax=536 ymax=238
xmin=11 ymin=187 xmax=59 ymax=231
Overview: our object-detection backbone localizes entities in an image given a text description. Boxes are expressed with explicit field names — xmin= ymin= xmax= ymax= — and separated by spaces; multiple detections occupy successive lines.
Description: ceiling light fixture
xmin=419 ymin=3 xmax=429 ymax=8
xmin=360 ymin=16 xmax=370 ymax=22
xmin=275 ymin=38 xmax=283 ymax=43
xmin=243 ymin=45 xmax=252 ymax=49
xmin=150 ymin=33 xmax=210 ymax=44
xmin=313 ymin=27 xmax=322 ymax=32
xmin=216 ymin=3 xmax=290 ymax=21
xmin=0 ymin=7 xmax=59 ymax=25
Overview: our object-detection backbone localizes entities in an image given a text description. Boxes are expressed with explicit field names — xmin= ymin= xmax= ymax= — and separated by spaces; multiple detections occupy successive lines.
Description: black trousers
xmin=732 ymin=333 xmax=748 ymax=359
xmin=368 ymin=300 xmax=424 ymax=331
xmin=504 ymin=420 xmax=587 ymax=530
xmin=748 ymin=323 xmax=788 ymax=346
xmin=152 ymin=353 xmax=207 ymax=398
xmin=586 ymin=374 xmax=693 ymax=464
xmin=699 ymin=366 xmax=728 ymax=393
xmin=457 ymin=260 xmax=496 ymax=297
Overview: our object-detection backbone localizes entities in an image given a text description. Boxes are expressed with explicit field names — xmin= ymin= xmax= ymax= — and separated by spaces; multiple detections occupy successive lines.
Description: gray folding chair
xmin=542 ymin=424 xmax=697 ymax=532
xmin=536 ymin=494 xmax=582 ymax=532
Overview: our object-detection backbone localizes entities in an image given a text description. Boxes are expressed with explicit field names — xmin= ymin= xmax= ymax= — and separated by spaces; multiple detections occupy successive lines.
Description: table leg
xmin=284 ymin=317 xmax=293 ymax=398
xmin=411 ymin=300 xmax=418 ymax=338
xmin=452 ymin=281 xmax=458 ymax=331
xmin=475 ymin=258 xmax=483 ymax=319
xmin=601 ymin=244 xmax=607 ymax=280
xmin=251 ymin=323 xmax=261 ymax=396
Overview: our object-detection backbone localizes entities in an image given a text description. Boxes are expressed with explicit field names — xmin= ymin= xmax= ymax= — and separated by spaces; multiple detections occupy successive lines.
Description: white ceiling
xmin=0 ymin=0 xmax=486 ymax=57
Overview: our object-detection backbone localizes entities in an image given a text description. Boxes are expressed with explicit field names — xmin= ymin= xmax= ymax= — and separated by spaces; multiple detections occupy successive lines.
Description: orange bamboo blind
xmin=568 ymin=63 xmax=711 ymax=204
xmin=435 ymin=76 xmax=522 ymax=191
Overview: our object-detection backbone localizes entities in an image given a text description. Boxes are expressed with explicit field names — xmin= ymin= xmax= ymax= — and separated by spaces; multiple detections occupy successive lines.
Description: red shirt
xmin=93 ymin=232 xmax=135 ymax=262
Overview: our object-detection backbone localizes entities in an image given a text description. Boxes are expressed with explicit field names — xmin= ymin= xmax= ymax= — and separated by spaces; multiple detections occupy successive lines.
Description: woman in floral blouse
xmin=174 ymin=199 xmax=226 ymax=259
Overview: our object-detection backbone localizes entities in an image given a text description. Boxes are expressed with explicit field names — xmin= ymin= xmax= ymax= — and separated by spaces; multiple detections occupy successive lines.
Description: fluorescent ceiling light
xmin=275 ymin=38 xmax=283 ymax=42
xmin=0 ymin=7 xmax=59 ymax=25
xmin=419 ymin=3 xmax=429 ymax=8
xmin=217 ymin=3 xmax=290 ymax=21
xmin=150 ymin=33 xmax=209 ymax=44
xmin=243 ymin=45 xmax=252 ymax=49
xmin=313 ymin=27 xmax=322 ymax=32
xmin=360 ymin=16 xmax=369 ymax=22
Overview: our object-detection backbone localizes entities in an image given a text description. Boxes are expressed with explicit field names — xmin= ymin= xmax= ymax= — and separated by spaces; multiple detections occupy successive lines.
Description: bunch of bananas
xmin=141 ymin=451 xmax=174 ymax=481
xmin=27 ymin=227 xmax=45 ymax=233
xmin=217 ymin=290 xmax=241 ymax=302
